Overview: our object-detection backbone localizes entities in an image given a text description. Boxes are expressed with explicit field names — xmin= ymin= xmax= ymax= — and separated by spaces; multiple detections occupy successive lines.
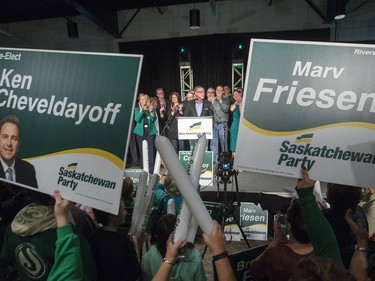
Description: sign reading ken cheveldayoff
xmin=0 ymin=48 xmax=142 ymax=214
xmin=235 ymin=40 xmax=374 ymax=187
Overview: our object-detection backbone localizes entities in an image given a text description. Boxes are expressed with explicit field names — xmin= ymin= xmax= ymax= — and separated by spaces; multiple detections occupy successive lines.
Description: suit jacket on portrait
xmin=0 ymin=158 xmax=38 ymax=188
xmin=0 ymin=158 xmax=38 ymax=224
xmin=183 ymin=100 xmax=213 ymax=117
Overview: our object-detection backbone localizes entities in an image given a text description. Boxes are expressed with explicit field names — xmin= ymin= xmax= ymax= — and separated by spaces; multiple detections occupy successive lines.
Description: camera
xmin=217 ymin=152 xmax=233 ymax=173
xmin=215 ymin=152 xmax=235 ymax=183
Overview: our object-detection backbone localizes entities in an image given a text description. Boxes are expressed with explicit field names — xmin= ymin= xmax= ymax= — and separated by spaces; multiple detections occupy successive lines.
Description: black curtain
xmin=119 ymin=28 xmax=330 ymax=97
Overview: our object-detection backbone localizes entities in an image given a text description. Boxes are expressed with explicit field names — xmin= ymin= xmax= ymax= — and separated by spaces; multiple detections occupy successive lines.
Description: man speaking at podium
xmin=183 ymin=86 xmax=213 ymax=149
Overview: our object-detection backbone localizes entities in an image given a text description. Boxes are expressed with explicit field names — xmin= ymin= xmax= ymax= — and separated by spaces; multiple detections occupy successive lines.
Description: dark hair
xmin=122 ymin=177 xmax=134 ymax=200
xmin=234 ymin=88 xmax=243 ymax=95
xmin=169 ymin=92 xmax=182 ymax=104
xmin=150 ymin=214 xmax=176 ymax=258
xmin=290 ymin=256 xmax=356 ymax=281
xmin=93 ymin=208 xmax=111 ymax=226
xmin=164 ymin=176 xmax=178 ymax=193
xmin=326 ymin=183 xmax=362 ymax=212
xmin=0 ymin=115 xmax=21 ymax=139
xmin=287 ymin=199 xmax=310 ymax=243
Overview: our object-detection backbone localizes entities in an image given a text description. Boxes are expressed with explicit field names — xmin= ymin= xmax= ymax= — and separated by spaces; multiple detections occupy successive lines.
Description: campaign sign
xmin=235 ymin=39 xmax=375 ymax=187
xmin=204 ymin=201 xmax=241 ymax=241
xmin=0 ymin=47 xmax=142 ymax=214
xmin=204 ymin=201 xmax=268 ymax=241
xmin=240 ymin=203 xmax=268 ymax=241
xmin=213 ymin=245 xmax=268 ymax=281
xmin=179 ymin=151 xmax=213 ymax=187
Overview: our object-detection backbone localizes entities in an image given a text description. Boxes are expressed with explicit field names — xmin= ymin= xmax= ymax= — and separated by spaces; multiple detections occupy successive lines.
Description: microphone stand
xmin=160 ymin=106 xmax=180 ymax=136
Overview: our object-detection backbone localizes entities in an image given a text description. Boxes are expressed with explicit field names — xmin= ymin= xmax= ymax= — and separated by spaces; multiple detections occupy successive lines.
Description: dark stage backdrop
xmin=119 ymin=28 xmax=330 ymax=97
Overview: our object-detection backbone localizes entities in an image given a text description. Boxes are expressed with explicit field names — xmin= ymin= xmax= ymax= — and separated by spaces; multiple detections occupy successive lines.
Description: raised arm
xmin=203 ymin=220 xmax=236 ymax=281
xmin=48 ymin=190 xmax=83 ymax=281
xmin=296 ymin=168 xmax=343 ymax=266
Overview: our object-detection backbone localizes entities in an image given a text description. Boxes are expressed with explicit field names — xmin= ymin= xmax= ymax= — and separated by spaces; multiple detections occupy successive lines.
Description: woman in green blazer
xmin=134 ymin=93 xmax=157 ymax=173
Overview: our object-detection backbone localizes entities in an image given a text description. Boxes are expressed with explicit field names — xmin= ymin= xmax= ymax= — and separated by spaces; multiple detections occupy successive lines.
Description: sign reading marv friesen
xmin=0 ymin=48 xmax=142 ymax=214
xmin=235 ymin=40 xmax=374 ymax=187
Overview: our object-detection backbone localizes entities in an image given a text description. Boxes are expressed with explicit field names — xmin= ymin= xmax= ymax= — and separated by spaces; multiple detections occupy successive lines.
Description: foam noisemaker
xmin=141 ymin=173 xmax=160 ymax=235
xmin=129 ymin=171 xmax=148 ymax=235
xmin=174 ymin=134 xmax=207 ymax=242
xmin=153 ymin=152 xmax=161 ymax=175
xmin=155 ymin=135 xmax=213 ymax=236
xmin=142 ymin=140 xmax=149 ymax=173
xmin=167 ymin=199 xmax=175 ymax=214
xmin=187 ymin=134 xmax=207 ymax=243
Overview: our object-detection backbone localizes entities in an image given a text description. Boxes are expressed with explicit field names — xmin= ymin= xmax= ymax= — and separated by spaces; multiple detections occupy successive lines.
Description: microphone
xmin=171 ymin=105 xmax=179 ymax=116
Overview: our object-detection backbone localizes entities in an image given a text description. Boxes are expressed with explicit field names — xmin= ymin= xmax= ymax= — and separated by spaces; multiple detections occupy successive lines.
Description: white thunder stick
xmin=155 ymin=136 xmax=213 ymax=235
xmin=142 ymin=140 xmax=149 ymax=173
xmin=174 ymin=134 xmax=207 ymax=242
xmin=140 ymin=173 xmax=160 ymax=235
xmin=167 ymin=199 xmax=175 ymax=215
xmin=129 ymin=171 xmax=148 ymax=235
xmin=153 ymin=152 xmax=162 ymax=175
xmin=189 ymin=134 xmax=207 ymax=187
xmin=186 ymin=134 xmax=207 ymax=243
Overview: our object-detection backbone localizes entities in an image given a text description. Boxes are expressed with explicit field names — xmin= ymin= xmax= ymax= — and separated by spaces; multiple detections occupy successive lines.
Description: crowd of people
xmin=0 ymin=112 xmax=235 ymax=281
xmin=1 ymin=101 xmax=375 ymax=281
xmin=128 ymin=85 xmax=244 ymax=173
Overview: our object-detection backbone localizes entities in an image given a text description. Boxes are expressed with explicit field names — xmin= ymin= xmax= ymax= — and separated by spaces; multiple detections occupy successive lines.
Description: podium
xmin=177 ymin=116 xmax=213 ymax=140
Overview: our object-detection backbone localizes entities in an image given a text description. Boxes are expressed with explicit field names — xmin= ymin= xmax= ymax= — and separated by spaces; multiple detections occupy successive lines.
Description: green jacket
xmin=133 ymin=107 xmax=158 ymax=136
xmin=296 ymin=186 xmax=344 ymax=266
xmin=48 ymin=224 xmax=82 ymax=281
xmin=0 ymin=205 xmax=96 ymax=281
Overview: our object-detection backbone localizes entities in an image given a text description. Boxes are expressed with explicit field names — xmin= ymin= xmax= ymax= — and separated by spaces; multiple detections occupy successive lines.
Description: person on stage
xmin=229 ymin=88 xmax=243 ymax=158
xmin=133 ymin=93 xmax=157 ymax=173
xmin=161 ymin=92 xmax=185 ymax=153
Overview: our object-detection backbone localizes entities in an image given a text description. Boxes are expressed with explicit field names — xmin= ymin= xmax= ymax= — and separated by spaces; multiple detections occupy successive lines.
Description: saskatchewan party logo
xmin=15 ymin=243 xmax=47 ymax=279
xmin=58 ymin=162 xmax=116 ymax=190
xmin=278 ymin=132 xmax=375 ymax=170
xmin=67 ymin=162 xmax=78 ymax=170
xmin=295 ymin=133 xmax=314 ymax=143
xmin=189 ymin=122 xmax=202 ymax=131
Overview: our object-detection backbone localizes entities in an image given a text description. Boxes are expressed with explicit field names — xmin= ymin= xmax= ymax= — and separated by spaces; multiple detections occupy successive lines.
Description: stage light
xmin=232 ymin=43 xmax=244 ymax=60
xmin=334 ymin=0 xmax=346 ymax=20
xmin=179 ymin=47 xmax=190 ymax=62
xmin=190 ymin=9 xmax=200 ymax=30
xmin=67 ymin=21 xmax=79 ymax=39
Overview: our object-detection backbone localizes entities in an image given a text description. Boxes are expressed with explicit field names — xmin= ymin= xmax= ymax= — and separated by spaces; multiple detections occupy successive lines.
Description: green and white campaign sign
xmin=0 ymin=47 xmax=142 ymax=214
xmin=179 ymin=151 xmax=213 ymax=186
xmin=240 ymin=203 xmax=268 ymax=241
xmin=235 ymin=40 xmax=375 ymax=187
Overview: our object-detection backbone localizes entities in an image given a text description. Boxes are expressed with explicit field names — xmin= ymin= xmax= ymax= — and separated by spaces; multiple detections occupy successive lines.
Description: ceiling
xmin=0 ymin=0 xmax=366 ymax=39
xmin=0 ymin=0 xmax=218 ymax=23
xmin=0 ymin=0 xmax=221 ymax=38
